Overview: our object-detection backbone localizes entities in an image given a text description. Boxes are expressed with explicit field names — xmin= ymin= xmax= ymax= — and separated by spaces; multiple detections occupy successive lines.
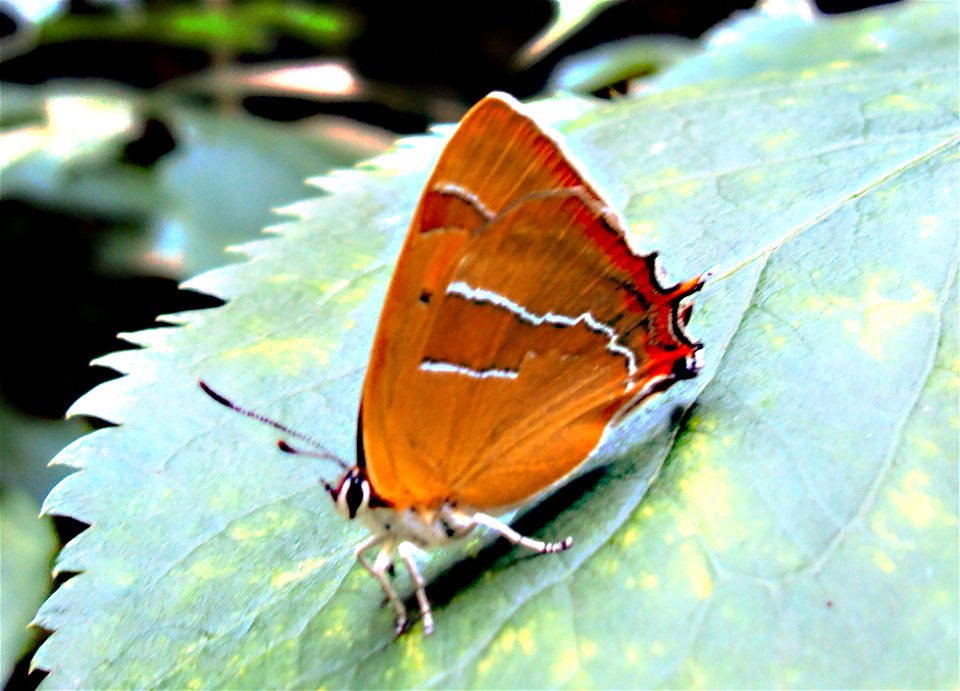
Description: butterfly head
xmin=330 ymin=466 xmax=371 ymax=520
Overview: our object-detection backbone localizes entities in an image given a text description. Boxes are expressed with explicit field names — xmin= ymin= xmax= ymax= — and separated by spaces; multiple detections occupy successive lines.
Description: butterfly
xmin=201 ymin=92 xmax=705 ymax=636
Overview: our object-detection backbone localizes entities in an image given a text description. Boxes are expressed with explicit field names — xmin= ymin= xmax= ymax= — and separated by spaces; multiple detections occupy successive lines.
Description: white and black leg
xmin=471 ymin=513 xmax=574 ymax=554
xmin=355 ymin=534 xmax=408 ymax=635
xmin=397 ymin=541 xmax=434 ymax=636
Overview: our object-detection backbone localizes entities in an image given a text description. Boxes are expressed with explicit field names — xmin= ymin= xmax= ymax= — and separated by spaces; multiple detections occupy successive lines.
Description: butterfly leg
xmin=397 ymin=541 xmax=434 ymax=636
xmin=471 ymin=513 xmax=574 ymax=553
xmin=356 ymin=534 xmax=408 ymax=635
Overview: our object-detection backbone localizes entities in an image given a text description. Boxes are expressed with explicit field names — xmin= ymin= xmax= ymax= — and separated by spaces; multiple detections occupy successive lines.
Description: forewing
xmin=364 ymin=188 xmax=703 ymax=509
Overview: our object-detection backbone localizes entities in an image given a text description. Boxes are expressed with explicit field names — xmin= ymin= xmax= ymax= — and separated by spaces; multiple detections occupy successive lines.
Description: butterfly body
xmin=332 ymin=465 xmax=476 ymax=546
xmin=323 ymin=445 xmax=567 ymax=635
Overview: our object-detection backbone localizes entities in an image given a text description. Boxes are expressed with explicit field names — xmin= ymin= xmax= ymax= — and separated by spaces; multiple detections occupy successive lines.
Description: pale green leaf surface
xmin=547 ymin=36 xmax=700 ymax=94
xmin=35 ymin=2 xmax=958 ymax=688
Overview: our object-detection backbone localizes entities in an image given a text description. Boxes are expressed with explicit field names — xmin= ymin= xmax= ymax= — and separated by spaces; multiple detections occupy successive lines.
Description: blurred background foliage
xmin=0 ymin=0 xmax=901 ymax=687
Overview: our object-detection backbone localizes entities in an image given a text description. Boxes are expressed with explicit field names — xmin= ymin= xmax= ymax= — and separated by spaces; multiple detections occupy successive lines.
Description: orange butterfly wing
xmin=360 ymin=93 xmax=703 ymax=511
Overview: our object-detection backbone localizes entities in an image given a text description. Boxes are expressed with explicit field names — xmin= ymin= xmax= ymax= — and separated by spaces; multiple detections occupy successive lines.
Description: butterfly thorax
xmin=331 ymin=466 xmax=477 ymax=549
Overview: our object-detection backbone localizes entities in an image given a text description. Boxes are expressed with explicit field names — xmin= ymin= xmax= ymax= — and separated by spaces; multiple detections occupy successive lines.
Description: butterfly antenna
xmin=277 ymin=440 xmax=345 ymax=466
xmin=198 ymin=380 xmax=349 ymax=470
xmin=277 ymin=441 xmax=341 ymax=496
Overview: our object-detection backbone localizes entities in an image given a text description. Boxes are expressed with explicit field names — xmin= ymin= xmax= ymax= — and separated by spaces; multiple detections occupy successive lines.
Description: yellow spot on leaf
xmin=225 ymin=336 xmax=330 ymax=374
xmin=500 ymin=627 xmax=516 ymax=652
xmin=187 ymin=678 xmax=203 ymax=689
xmin=883 ymin=94 xmax=926 ymax=112
xmin=189 ymin=557 xmax=228 ymax=580
xmin=913 ymin=437 xmax=940 ymax=457
xmin=810 ymin=272 xmax=936 ymax=361
xmin=272 ymin=557 xmax=326 ymax=588
xmin=230 ymin=525 xmax=269 ymax=541
xmin=580 ymin=640 xmax=599 ymax=661
xmin=675 ymin=181 xmax=701 ymax=198
xmin=918 ymin=215 xmax=939 ymax=239
xmin=650 ymin=641 xmax=665 ymax=657
xmin=683 ymin=660 xmax=709 ymax=688
xmin=661 ymin=167 xmax=682 ymax=180
xmin=888 ymin=469 xmax=938 ymax=528
xmin=552 ymin=646 xmax=580 ymax=681
xmin=517 ymin=627 xmax=535 ymax=655
xmin=641 ymin=572 xmax=659 ymax=589
xmin=698 ymin=416 xmax=718 ymax=432
xmin=870 ymin=514 xmax=916 ymax=551
xmin=115 ymin=572 xmax=137 ymax=587
xmin=476 ymin=657 xmax=492 ymax=676
xmin=765 ymin=131 xmax=794 ymax=149
xmin=621 ymin=527 xmax=638 ymax=547
xmin=678 ymin=464 xmax=733 ymax=520
xmin=829 ymin=60 xmax=852 ymax=69
xmin=873 ymin=549 xmax=896 ymax=574
xmin=324 ymin=622 xmax=347 ymax=638
xmin=861 ymin=33 xmax=888 ymax=50
xmin=400 ymin=631 xmax=426 ymax=670
xmin=682 ymin=542 xmax=713 ymax=599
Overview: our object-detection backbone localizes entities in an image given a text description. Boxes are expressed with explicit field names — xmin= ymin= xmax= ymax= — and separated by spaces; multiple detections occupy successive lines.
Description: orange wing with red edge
xmin=360 ymin=93 xmax=704 ymax=511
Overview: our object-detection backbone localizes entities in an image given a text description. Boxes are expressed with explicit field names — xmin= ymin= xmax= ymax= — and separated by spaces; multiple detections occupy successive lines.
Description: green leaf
xmin=38 ymin=2 xmax=358 ymax=53
xmin=1 ymin=85 xmax=386 ymax=278
xmin=35 ymin=1 xmax=958 ymax=688
xmin=0 ymin=401 xmax=85 ymax=683
xmin=1 ymin=488 xmax=56 ymax=684
xmin=547 ymin=36 xmax=699 ymax=95
xmin=121 ymin=107 xmax=382 ymax=277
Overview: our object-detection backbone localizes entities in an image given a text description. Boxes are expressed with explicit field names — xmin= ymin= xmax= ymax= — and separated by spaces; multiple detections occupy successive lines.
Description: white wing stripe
xmin=445 ymin=281 xmax=637 ymax=375
xmin=419 ymin=360 xmax=519 ymax=380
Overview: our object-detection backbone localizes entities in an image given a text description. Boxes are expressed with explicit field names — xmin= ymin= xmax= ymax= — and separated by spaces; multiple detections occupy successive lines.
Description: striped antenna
xmin=198 ymin=380 xmax=349 ymax=471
